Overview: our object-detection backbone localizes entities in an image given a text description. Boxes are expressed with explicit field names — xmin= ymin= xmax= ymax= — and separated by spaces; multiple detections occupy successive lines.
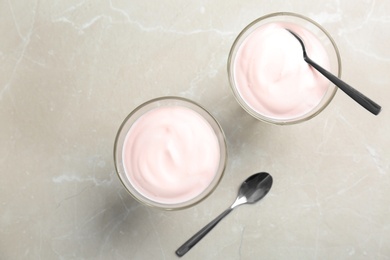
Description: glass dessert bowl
xmin=228 ymin=12 xmax=341 ymax=125
xmin=114 ymin=97 xmax=227 ymax=210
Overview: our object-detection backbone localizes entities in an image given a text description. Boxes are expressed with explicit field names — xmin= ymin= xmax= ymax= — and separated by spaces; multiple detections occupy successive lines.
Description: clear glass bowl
xmin=114 ymin=96 xmax=227 ymax=210
xmin=228 ymin=12 xmax=342 ymax=125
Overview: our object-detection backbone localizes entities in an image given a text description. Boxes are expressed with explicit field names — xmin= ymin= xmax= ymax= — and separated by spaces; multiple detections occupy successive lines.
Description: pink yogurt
xmin=122 ymin=106 xmax=220 ymax=204
xmin=233 ymin=22 xmax=331 ymax=120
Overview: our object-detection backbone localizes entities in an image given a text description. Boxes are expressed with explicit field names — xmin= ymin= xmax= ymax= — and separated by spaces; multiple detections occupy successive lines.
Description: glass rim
xmin=227 ymin=12 xmax=342 ymax=125
xmin=113 ymin=96 xmax=228 ymax=210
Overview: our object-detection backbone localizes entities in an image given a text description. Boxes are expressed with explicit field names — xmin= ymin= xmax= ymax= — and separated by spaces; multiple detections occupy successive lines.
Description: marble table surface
xmin=1 ymin=1 xmax=389 ymax=259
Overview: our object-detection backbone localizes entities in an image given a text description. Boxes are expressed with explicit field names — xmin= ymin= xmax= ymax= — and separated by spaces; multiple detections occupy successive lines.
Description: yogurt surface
xmin=233 ymin=22 xmax=331 ymax=120
xmin=122 ymin=106 xmax=220 ymax=204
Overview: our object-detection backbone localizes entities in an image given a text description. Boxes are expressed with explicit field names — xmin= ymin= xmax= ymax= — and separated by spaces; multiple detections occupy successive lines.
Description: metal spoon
xmin=286 ymin=29 xmax=381 ymax=115
xmin=175 ymin=172 xmax=273 ymax=257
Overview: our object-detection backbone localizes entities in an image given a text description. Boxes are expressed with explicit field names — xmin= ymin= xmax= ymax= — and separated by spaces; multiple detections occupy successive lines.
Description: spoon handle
xmin=175 ymin=207 xmax=233 ymax=257
xmin=305 ymin=57 xmax=382 ymax=115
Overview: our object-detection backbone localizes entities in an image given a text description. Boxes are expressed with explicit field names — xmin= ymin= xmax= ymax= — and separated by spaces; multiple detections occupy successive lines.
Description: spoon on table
xmin=175 ymin=172 xmax=273 ymax=257
xmin=286 ymin=29 xmax=382 ymax=115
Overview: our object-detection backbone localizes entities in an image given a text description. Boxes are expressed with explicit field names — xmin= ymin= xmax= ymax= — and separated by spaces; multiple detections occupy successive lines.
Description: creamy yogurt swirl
xmin=233 ymin=22 xmax=331 ymax=119
xmin=122 ymin=106 xmax=220 ymax=204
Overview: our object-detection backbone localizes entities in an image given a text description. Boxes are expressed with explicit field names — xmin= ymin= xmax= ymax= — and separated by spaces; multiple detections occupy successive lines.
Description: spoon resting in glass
xmin=175 ymin=172 xmax=273 ymax=257
xmin=286 ymin=29 xmax=381 ymax=115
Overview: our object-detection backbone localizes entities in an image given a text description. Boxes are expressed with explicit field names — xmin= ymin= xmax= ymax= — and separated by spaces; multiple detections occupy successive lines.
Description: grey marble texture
xmin=1 ymin=0 xmax=389 ymax=259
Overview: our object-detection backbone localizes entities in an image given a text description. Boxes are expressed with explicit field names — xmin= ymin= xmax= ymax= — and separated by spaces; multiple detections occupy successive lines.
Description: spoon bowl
xmin=175 ymin=172 xmax=273 ymax=257
xmin=232 ymin=172 xmax=273 ymax=207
